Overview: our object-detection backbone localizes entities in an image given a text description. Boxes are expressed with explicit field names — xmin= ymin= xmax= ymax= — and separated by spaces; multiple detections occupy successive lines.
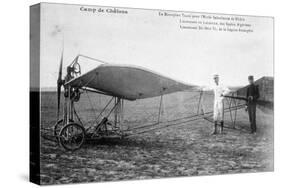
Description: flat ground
xmin=40 ymin=91 xmax=273 ymax=185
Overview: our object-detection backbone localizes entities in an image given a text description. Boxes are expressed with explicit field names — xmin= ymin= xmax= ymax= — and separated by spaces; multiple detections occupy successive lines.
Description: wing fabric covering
xmin=66 ymin=64 xmax=197 ymax=100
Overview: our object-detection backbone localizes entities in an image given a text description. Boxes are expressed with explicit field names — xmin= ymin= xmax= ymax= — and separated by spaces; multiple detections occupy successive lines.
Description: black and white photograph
xmin=29 ymin=2 xmax=274 ymax=186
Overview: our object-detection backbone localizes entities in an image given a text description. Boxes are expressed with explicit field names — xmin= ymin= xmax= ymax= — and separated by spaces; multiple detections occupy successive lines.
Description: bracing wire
xmin=125 ymin=103 xmax=245 ymax=136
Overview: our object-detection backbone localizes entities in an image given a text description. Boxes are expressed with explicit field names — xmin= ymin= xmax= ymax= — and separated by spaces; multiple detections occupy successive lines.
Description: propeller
xmin=57 ymin=49 xmax=64 ymax=121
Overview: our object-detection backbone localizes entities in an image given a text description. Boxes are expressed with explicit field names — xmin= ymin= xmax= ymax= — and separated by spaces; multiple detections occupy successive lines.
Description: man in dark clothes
xmin=246 ymin=75 xmax=260 ymax=134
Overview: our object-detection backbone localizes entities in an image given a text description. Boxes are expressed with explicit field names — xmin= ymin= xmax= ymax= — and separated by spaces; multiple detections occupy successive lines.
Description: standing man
xmin=212 ymin=74 xmax=230 ymax=134
xmin=246 ymin=75 xmax=259 ymax=134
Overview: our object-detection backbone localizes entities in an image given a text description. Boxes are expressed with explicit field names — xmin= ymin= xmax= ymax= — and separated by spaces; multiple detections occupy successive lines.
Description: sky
xmin=39 ymin=3 xmax=274 ymax=89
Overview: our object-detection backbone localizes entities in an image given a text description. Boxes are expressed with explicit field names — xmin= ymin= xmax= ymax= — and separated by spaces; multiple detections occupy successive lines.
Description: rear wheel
xmin=59 ymin=123 xmax=85 ymax=151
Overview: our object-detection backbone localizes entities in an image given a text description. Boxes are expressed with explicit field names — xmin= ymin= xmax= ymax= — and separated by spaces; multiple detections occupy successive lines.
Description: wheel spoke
xmin=59 ymin=123 xmax=85 ymax=151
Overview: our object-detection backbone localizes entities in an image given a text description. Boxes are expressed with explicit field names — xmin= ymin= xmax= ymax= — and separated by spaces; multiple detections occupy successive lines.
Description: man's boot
xmin=212 ymin=121 xmax=218 ymax=135
xmin=220 ymin=121 xmax=224 ymax=134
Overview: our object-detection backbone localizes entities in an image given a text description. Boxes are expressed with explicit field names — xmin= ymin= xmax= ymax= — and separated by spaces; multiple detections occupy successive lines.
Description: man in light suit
xmin=212 ymin=74 xmax=230 ymax=134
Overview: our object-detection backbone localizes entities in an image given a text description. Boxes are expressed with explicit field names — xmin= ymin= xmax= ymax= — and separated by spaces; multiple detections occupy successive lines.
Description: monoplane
xmin=52 ymin=52 xmax=273 ymax=151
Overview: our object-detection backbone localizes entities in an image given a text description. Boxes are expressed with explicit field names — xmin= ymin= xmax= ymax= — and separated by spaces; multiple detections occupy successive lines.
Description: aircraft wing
xmin=65 ymin=64 xmax=198 ymax=100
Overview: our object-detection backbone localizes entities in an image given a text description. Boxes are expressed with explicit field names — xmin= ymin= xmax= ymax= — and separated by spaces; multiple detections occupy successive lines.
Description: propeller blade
xmin=58 ymin=48 xmax=63 ymax=82
xmin=57 ymin=49 xmax=64 ymax=121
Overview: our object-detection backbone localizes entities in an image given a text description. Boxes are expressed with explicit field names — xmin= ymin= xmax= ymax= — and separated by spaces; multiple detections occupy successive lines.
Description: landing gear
xmin=59 ymin=123 xmax=85 ymax=151
xmin=55 ymin=63 xmax=125 ymax=150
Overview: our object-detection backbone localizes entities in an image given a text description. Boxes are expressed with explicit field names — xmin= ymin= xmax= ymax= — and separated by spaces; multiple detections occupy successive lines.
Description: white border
xmin=0 ymin=0 xmax=280 ymax=188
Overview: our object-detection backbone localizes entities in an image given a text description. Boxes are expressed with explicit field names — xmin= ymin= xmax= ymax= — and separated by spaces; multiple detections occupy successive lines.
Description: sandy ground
xmin=39 ymin=91 xmax=273 ymax=185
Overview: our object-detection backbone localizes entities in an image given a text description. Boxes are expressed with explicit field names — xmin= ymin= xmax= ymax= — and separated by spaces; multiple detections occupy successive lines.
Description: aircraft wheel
xmin=53 ymin=119 xmax=73 ymax=142
xmin=59 ymin=122 xmax=85 ymax=151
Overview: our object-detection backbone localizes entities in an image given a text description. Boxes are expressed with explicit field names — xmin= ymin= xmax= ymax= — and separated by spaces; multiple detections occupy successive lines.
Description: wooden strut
xmin=114 ymin=97 xmax=122 ymax=129
xmin=232 ymin=93 xmax=239 ymax=128
xmin=197 ymin=90 xmax=206 ymax=116
xmin=115 ymin=97 xmax=124 ymax=133
xmin=157 ymin=94 xmax=163 ymax=124
xmin=111 ymin=97 xmax=124 ymax=134
xmin=120 ymin=99 xmax=124 ymax=132
xmin=226 ymin=97 xmax=233 ymax=126
xmin=197 ymin=90 xmax=203 ymax=115
xmin=105 ymin=98 xmax=121 ymax=119
xmin=114 ymin=97 xmax=117 ymax=128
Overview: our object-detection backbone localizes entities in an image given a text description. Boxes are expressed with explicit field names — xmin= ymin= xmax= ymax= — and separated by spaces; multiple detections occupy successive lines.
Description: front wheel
xmin=53 ymin=119 xmax=73 ymax=142
xmin=59 ymin=123 xmax=85 ymax=151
